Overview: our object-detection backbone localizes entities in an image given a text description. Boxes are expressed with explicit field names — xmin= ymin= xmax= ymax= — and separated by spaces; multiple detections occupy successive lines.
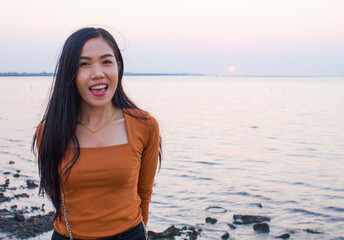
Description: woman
xmin=33 ymin=27 xmax=161 ymax=240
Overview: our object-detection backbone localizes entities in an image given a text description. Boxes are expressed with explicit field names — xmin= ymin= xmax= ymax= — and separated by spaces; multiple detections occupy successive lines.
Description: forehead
xmin=81 ymin=37 xmax=113 ymax=56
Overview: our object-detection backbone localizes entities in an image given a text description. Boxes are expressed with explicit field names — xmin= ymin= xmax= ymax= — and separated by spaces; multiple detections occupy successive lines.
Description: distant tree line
xmin=0 ymin=72 xmax=204 ymax=77
xmin=0 ymin=72 xmax=53 ymax=76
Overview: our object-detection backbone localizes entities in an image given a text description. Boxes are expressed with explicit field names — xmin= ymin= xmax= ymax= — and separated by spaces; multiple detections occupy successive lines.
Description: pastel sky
xmin=0 ymin=0 xmax=343 ymax=76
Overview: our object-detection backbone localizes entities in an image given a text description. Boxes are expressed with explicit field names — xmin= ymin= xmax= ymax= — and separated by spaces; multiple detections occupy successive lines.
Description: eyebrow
xmin=80 ymin=54 xmax=114 ymax=60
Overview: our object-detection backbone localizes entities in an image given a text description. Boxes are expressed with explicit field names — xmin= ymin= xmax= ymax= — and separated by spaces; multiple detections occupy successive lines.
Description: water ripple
xmin=326 ymin=206 xmax=344 ymax=213
xmin=289 ymin=208 xmax=333 ymax=218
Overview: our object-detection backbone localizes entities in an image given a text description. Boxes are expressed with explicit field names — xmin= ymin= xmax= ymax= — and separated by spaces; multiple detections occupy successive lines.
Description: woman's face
xmin=76 ymin=37 xmax=118 ymax=109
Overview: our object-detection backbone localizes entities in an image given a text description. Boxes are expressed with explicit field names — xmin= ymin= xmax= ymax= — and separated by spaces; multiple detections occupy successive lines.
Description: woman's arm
xmin=137 ymin=116 xmax=160 ymax=226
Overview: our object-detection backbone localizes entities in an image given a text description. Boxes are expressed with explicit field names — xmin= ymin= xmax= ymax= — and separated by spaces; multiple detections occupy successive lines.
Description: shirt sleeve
xmin=138 ymin=115 xmax=160 ymax=224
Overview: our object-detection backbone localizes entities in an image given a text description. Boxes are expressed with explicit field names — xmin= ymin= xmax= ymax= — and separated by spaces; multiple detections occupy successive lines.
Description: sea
xmin=0 ymin=76 xmax=343 ymax=240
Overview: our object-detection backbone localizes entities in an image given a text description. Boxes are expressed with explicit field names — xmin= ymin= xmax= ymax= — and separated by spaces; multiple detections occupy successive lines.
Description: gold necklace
xmin=78 ymin=107 xmax=116 ymax=133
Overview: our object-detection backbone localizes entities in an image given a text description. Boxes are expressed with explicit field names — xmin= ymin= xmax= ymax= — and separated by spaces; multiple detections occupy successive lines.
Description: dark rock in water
xmin=11 ymin=205 xmax=17 ymax=209
xmin=205 ymin=217 xmax=217 ymax=224
xmin=26 ymin=180 xmax=39 ymax=189
xmin=13 ymin=173 xmax=20 ymax=178
xmin=148 ymin=225 xmax=202 ymax=240
xmin=14 ymin=213 xmax=25 ymax=221
xmin=0 ymin=193 xmax=11 ymax=203
xmin=148 ymin=225 xmax=181 ymax=239
xmin=31 ymin=206 xmax=40 ymax=211
xmin=276 ymin=233 xmax=290 ymax=239
xmin=14 ymin=193 xmax=30 ymax=199
xmin=9 ymin=161 xmax=15 ymax=164
xmin=253 ymin=223 xmax=270 ymax=233
xmin=0 ymin=211 xmax=54 ymax=239
xmin=304 ymin=229 xmax=324 ymax=234
xmin=0 ymin=209 xmax=11 ymax=216
xmin=221 ymin=232 xmax=230 ymax=239
xmin=228 ymin=223 xmax=237 ymax=229
xmin=253 ymin=203 xmax=263 ymax=208
xmin=3 ymin=172 xmax=11 ymax=175
xmin=0 ymin=179 xmax=10 ymax=188
xmin=233 ymin=215 xmax=270 ymax=224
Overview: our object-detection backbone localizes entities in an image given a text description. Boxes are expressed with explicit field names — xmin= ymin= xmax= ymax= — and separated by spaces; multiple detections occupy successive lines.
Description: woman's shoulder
xmin=123 ymin=108 xmax=159 ymax=131
xmin=123 ymin=108 xmax=156 ymax=122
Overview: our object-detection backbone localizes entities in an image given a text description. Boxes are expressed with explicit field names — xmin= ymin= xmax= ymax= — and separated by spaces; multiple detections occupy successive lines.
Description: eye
xmin=103 ymin=60 xmax=113 ymax=64
xmin=79 ymin=62 xmax=89 ymax=66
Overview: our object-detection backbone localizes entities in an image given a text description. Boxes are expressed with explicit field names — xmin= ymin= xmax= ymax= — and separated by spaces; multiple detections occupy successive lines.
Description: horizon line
xmin=0 ymin=71 xmax=343 ymax=78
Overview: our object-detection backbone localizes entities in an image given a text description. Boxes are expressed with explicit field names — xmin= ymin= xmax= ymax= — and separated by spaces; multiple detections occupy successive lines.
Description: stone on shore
xmin=228 ymin=223 xmax=237 ymax=229
xmin=233 ymin=215 xmax=270 ymax=224
xmin=304 ymin=228 xmax=324 ymax=234
xmin=14 ymin=213 xmax=25 ymax=221
xmin=0 ymin=211 xmax=54 ymax=239
xmin=0 ymin=193 xmax=11 ymax=203
xmin=148 ymin=225 xmax=202 ymax=240
xmin=205 ymin=217 xmax=217 ymax=224
xmin=275 ymin=233 xmax=290 ymax=239
xmin=221 ymin=232 xmax=230 ymax=239
xmin=253 ymin=223 xmax=270 ymax=233
xmin=26 ymin=180 xmax=39 ymax=189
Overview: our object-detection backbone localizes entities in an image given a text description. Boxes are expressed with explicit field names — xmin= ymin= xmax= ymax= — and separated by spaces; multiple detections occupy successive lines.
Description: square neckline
xmin=74 ymin=108 xmax=130 ymax=150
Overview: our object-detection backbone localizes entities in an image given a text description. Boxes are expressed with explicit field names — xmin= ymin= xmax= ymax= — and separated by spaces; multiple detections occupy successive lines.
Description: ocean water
xmin=0 ymin=76 xmax=343 ymax=240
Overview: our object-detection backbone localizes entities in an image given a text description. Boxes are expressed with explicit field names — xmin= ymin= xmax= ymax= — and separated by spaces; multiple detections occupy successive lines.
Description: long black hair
xmin=32 ymin=27 xmax=162 ymax=220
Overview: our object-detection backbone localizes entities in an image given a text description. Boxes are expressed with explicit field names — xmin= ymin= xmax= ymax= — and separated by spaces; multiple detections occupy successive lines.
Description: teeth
xmin=90 ymin=84 xmax=107 ymax=90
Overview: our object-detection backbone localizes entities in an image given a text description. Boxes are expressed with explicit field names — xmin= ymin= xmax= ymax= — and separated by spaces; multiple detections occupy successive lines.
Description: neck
xmin=78 ymin=103 xmax=116 ymax=127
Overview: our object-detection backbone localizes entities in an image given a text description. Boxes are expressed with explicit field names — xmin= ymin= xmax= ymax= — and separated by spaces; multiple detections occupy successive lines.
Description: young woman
xmin=33 ymin=27 xmax=161 ymax=240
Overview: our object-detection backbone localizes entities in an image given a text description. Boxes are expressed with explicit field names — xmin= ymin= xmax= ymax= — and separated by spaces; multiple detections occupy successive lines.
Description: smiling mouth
xmin=89 ymin=84 xmax=108 ymax=96
xmin=89 ymin=84 xmax=108 ymax=91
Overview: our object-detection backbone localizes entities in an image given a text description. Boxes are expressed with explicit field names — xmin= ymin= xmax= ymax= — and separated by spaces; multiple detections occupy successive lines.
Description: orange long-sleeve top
xmin=51 ymin=108 xmax=159 ymax=239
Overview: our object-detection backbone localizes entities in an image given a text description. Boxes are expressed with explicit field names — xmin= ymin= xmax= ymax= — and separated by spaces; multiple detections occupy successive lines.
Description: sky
xmin=0 ymin=0 xmax=343 ymax=76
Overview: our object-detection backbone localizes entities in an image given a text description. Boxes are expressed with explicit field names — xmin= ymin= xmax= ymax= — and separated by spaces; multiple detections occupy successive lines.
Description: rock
xmin=11 ymin=205 xmax=17 ymax=209
xmin=205 ymin=217 xmax=217 ymax=224
xmin=228 ymin=223 xmax=237 ymax=229
xmin=148 ymin=225 xmax=202 ymax=240
xmin=0 ymin=211 xmax=54 ymax=239
xmin=26 ymin=180 xmax=39 ymax=189
xmin=9 ymin=161 xmax=15 ymax=164
xmin=14 ymin=213 xmax=25 ymax=221
xmin=221 ymin=232 xmax=230 ymax=239
xmin=0 ymin=209 xmax=11 ymax=217
xmin=233 ymin=215 xmax=270 ymax=224
xmin=276 ymin=233 xmax=290 ymax=239
xmin=13 ymin=173 xmax=20 ymax=178
xmin=31 ymin=206 xmax=40 ymax=211
xmin=3 ymin=172 xmax=11 ymax=175
xmin=253 ymin=203 xmax=263 ymax=208
xmin=148 ymin=225 xmax=181 ymax=239
xmin=253 ymin=223 xmax=270 ymax=233
xmin=0 ymin=193 xmax=11 ymax=203
xmin=14 ymin=193 xmax=30 ymax=199
xmin=304 ymin=229 xmax=324 ymax=234
xmin=0 ymin=179 xmax=10 ymax=188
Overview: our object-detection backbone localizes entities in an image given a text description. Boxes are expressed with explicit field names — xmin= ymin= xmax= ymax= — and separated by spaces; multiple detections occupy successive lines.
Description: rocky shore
xmin=0 ymin=163 xmax=341 ymax=239
xmin=0 ymin=173 xmax=55 ymax=239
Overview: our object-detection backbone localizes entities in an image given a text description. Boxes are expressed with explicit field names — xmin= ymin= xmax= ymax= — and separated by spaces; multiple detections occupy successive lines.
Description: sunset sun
xmin=228 ymin=66 xmax=236 ymax=73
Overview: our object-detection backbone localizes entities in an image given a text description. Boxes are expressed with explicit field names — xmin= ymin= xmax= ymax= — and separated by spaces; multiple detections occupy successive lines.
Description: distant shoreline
xmin=0 ymin=72 xmax=342 ymax=77
xmin=0 ymin=72 xmax=205 ymax=77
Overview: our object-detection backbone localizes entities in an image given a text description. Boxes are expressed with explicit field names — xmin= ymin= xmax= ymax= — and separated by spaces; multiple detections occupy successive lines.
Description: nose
xmin=91 ymin=64 xmax=105 ymax=80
